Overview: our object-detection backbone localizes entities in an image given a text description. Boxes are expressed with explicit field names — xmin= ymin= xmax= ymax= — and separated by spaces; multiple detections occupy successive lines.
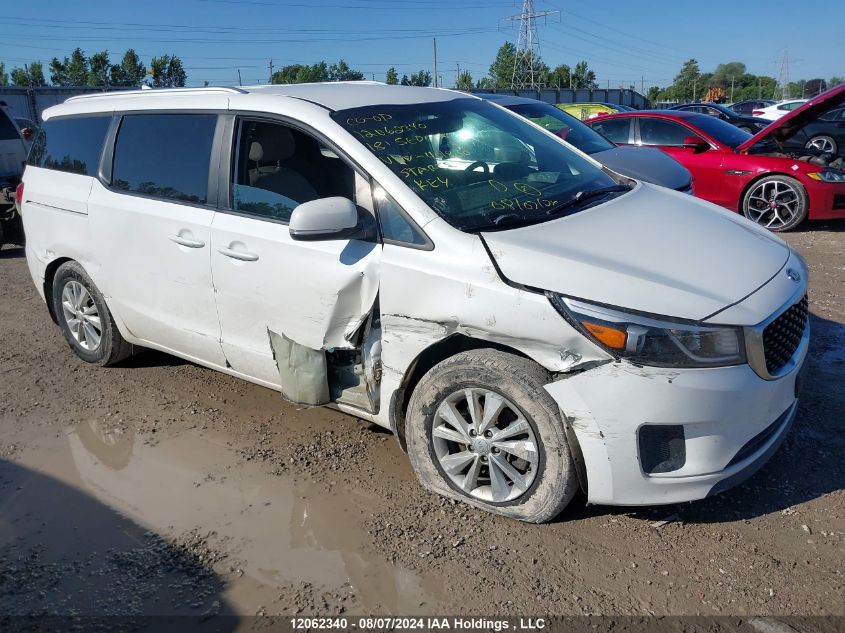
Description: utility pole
xmin=455 ymin=63 xmax=461 ymax=88
xmin=641 ymin=75 xmax=644 ymax=94
xmin=692 ymin=77 xmax=697 ymax=102
xmin=503 ymin=0 xmax=558 ymax=90
xmin=433 ymin=37 xmax=438 ymax=88
xmin=237 ymin=69 xmax=242 ymax=86
xmin=268 ymin=59 xmax=274 ymax=84
xmin=730 ymin=76 xmax=735 ymax=103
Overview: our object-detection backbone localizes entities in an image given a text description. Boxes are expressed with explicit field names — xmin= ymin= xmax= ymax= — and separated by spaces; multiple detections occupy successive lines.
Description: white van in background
xmin=20 ymin=84 xmax=808 ymax=522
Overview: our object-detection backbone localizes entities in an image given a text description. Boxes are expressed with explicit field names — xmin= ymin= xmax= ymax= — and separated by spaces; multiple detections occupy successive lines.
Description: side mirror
xmin=682 ymin=135 xmax=710 ymax=153
xmin=289 ymin=196 xmax=359 ymax=241
xmin=21 ymin=127 xmax=33 ymax=141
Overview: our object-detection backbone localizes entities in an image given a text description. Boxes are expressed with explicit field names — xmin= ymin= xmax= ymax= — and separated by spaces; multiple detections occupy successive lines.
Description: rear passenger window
xmin=112 ymin=114 xmax=217 ymax=204
xmin=590 ymin=118 xmax=630 ymax=144
xmin=639 ymin=119 xmax=689 ymax=146
xmin=29 ymin=116 xmax=111 ymax=176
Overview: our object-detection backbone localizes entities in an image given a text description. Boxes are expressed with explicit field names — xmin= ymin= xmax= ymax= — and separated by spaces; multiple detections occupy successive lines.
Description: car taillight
xmin=752 ymin=110 xmax=764 ymax=116
xmin=15 ymin=182 xmax=23 ymax=208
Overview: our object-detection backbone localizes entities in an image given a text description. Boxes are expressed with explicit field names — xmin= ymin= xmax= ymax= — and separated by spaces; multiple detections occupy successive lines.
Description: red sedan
xmin=586 ymin=84 xmax=845 ymax=231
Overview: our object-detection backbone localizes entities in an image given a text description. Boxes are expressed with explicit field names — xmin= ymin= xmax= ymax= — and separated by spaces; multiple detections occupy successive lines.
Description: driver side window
xmin=231 ymin=119 xmax=356 ymax=222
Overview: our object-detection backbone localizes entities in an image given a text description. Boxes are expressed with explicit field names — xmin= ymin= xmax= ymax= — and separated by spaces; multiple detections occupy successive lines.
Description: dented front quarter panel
xmin=376 ymin=217 xmax=611 ymax=428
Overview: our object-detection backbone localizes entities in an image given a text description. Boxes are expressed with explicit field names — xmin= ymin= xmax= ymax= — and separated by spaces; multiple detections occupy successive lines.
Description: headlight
xmin=807 ymin=170 xmax=845 ymax=183
xmin=549 ymin=294 xmax=746 ymax=368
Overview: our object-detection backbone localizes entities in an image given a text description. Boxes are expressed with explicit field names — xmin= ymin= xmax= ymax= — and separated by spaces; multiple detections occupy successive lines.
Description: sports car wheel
xmin=742 ymin=175 xmax=808 ymax=232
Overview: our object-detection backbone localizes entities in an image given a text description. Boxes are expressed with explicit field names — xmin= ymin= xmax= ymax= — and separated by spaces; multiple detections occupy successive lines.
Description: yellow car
xmin=557 ymin=102 xmax=629 ymax=120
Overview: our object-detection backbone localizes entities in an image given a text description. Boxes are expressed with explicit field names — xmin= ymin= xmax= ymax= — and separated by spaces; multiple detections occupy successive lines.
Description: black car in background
xmin=783 ymin=105 xmax=845 ymax=156
xmin=669 ymin=102 xmax=769 ymax=133
xmin=729 ymin=99 xmax=776 ymax=115
xmin=479 ymin=94 xmax=692 ymax=192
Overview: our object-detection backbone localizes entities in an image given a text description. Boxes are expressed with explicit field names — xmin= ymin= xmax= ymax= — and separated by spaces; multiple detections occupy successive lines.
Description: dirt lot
xmin=0 ymin=224 xmax=843 ymax=622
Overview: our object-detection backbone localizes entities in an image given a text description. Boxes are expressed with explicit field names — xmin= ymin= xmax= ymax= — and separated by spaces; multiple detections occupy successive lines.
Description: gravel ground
xmin=0 ymin=223 xmax=843 ymax=622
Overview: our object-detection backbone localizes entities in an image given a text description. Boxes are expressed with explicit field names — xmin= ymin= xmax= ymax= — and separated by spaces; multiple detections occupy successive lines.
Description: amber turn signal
xmin=583 ymin=322 xmax=627 ymax=350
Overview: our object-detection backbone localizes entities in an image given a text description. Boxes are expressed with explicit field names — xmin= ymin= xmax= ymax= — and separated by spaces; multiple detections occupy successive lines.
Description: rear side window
xmin=29 ymin=116 xmax=111 ymax=176
xmin=590 ymin=118 xmax=630 ymax=144
xmin=112 ymin=113 xmax=217 ymax=204
xmin=0 ymin=110 xmax=19 ymax=140
xmin=638 ymin=118 xmax=689 ymax=146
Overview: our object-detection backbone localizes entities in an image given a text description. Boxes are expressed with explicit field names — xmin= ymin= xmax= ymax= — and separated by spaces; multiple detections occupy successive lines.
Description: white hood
xmin=481 ymin=183 xmax=789 ymax=322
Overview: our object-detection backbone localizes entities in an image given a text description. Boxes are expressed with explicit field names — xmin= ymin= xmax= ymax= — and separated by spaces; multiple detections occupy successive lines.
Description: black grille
xmin=834 ymin=194 xmax=845 ymax=210
xmin=763 ymin=295 xmax=808 ymax=374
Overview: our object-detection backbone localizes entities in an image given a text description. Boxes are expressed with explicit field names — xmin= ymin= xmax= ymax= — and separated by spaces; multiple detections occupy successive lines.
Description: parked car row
xmin=668 ymin=102 xmax=769 ymax=133
xmin=557 ymin=102 xmax=635 ymax=120
xmin=12 ymin=82 xmax=832 ymax=523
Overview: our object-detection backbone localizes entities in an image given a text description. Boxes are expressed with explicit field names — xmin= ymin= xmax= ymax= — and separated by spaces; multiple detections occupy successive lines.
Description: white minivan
xmin=20 ymin=83 xmax=808 ymax=522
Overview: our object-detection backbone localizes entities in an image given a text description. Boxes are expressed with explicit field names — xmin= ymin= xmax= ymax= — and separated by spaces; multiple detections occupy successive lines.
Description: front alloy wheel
xmin=406 ymin=349 xmax=579 ymax=523
xmin=432 ymin=388 xmax=539 ymax=503
xmin=742 ymin=175 xmax=808 ymax=231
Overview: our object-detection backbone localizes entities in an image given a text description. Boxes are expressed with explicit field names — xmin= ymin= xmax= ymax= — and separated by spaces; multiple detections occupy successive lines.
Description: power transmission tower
xmin=503 ymin=0 xmax=558 ymax=90
xmin=775 ymin=49 xmax=790 ymax=100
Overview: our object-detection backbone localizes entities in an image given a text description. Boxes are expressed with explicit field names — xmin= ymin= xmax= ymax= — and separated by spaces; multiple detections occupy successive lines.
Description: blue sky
xmin=2 ymin=0 xmax=842 ymax=90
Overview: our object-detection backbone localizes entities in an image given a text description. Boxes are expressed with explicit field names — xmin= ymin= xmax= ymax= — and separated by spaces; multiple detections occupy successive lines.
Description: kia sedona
xmin=21 ymin=83 xmax=808 ymax=522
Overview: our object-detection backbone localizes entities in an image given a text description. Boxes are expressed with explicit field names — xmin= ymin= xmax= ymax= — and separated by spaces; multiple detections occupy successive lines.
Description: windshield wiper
xmin=543 ymin=184 xmax=631 ymax=217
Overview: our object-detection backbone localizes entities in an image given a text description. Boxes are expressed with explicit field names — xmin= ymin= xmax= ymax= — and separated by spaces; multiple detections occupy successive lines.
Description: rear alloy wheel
xmin=742 ymin=175 xmax=808 ymax=232
xmin=805 ymin=135 xmax=838 ymax=155
xmin=406 ymin=349 xmax=580 ymax=523
xmin=52 ymin=261 xmax=133 ymax=366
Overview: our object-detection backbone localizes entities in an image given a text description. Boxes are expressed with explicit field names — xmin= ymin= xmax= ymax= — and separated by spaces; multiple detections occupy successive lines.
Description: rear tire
xmin=52 ymin=261 xmax=133 ymax=366
xmin=405 ymin=349 xmax=579 ymax=523
xmin=805 ymin=135 xmax=838 ymax=156
xmin=741 ymin=175 xmax=808 ymax=232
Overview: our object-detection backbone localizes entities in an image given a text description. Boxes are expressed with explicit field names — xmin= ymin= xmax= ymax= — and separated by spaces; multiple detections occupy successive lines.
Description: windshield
xmin=333 ymin=98 xmax=622 ymax=232
xmin=505 ymin=102 xmax=615 ymax=155
xmin=687 ymin=114 xmax=752 ymax=148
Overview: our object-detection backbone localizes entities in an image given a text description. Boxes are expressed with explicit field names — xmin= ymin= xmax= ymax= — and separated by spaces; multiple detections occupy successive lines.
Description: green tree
xmin=475 ymin=76 xmax=494 ymax=90
xmin=49 ymin=57 xmax=68 ymax=86
xmin=830 ymin=76 xmax=844 ymax=88
xmin=404 ymin=70 xmax=432 ymax=87
xmin=489 ymin=42 xmax=517 ymax=89
xmin=385 ymin=67 xmax=398 ymax=85
xmin=66 ymin=48 xmax=89 ymax=86
xmin=271 ymin=62 xmax=329 ymax=84
xmin=328 ymin=59 xmax=363 ymax=82
xmin=0 ymin=62 xmax=8 ymax=86
xmin=110 ymin=49 xmax=146 ymax=87
xmin=87 ymin=50 xmax=111 ymax=86
xmin=454 ymin=70 xmax=473 ymax=90
xmin=547 ymin=64 xmax=571 ymax=89
xmin=149 ymin=55 xmax=186 ymax=88
xmin=11 ymin=62 xmax=47 ymax=87
xmin=571 ymin=60 xmax=597 ymax=89
xmin=647 ymin=85 xmax=661 ymax=104
xmin=671 ymin=58 xmax=701 ymax=102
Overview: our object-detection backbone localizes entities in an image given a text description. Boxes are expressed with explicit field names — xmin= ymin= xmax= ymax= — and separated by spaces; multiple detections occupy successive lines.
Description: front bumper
xmin=544 ymin=345 xmax=806 ymax=506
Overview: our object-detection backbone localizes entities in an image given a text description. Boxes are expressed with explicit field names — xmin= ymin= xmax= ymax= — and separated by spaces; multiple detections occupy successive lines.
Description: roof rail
xmin=66 ymin=86 xmax=247 ymax=102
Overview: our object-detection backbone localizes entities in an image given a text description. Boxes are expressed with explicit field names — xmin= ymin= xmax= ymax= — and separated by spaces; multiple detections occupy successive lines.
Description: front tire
xmin=741 ymin=175 xmax=808 ymax=232
xmin=52 ymin=261 xmax=132 ymax=366
xmin=406 ymin=349 xmax=579 ymax=523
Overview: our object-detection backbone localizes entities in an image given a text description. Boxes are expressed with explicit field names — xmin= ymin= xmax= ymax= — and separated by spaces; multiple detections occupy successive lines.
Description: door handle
xmin=169 ymin=235 xmax=206 ymax=248
xmin=218 ymin=247 xmax=259 ymax=262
